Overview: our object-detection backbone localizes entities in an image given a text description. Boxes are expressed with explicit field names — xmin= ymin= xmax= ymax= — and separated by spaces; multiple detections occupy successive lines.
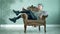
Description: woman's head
xmin=38 ymin=4 xmax=43 ymax=10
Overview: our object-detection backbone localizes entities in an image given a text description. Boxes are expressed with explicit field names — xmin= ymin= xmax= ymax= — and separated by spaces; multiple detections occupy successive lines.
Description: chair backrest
xmin=27 ymin=5 xmax=38 ymax=11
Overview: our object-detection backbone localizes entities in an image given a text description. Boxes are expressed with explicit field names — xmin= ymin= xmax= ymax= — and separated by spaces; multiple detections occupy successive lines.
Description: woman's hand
xmin=40 ymin=15 xmax=42 ymax=19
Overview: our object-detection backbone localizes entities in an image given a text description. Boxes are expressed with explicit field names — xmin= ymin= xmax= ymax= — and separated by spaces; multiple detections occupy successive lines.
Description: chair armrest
xmin=39 ymin=15 xmax=48 ymax=20
xmin=21 ymin=13 xmax=28 ymax=20
xmin=42 ymin=15 xmax=48 ymax=20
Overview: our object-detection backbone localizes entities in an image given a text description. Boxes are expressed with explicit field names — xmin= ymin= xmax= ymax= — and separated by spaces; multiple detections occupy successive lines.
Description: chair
xmin=21 ymin=13 xmax=48 ymax=33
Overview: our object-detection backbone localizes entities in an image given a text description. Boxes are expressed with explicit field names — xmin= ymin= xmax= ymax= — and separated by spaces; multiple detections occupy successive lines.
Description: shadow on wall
xmin=0 ymin=18 xmax=6 ymax=24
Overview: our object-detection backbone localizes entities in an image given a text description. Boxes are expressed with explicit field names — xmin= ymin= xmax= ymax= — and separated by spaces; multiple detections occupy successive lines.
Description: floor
xmin=0 ymin=24 xmax=60 ymax=34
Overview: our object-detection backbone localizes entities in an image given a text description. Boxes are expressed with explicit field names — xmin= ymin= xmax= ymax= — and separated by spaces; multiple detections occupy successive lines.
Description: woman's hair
xmin=38 ymin=4 xmax=43 ymax=7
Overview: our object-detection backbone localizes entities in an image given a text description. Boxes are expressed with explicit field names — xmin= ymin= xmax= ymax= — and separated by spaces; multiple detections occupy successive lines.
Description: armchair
xmin=21 ymin=13 xmax=48 ymax=33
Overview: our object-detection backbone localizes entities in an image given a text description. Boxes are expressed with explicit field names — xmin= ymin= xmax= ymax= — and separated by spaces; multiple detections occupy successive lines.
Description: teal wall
xmin=0 ymin=0 xmax=60 ymax=24
xmin=58 ymin=0 xmax=60 ymax=23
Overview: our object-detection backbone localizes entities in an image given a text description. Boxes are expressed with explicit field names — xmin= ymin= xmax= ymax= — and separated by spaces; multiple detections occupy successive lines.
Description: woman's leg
xmin=29 ymin=11 xmax=37 ymax=20
xmin=13 ymin=9 xmax=28 ymax=15
xmin=9 ymin=15 xmax=21 ymax=23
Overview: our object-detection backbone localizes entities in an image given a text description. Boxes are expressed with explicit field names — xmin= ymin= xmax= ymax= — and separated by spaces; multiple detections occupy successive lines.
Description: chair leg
xmin=24 ymin=24 xmax=27 ymax=33
xmin=39 ymin=26 xmax=40 ymax=31
xmin=44 ymin=24 xmax=46 ymax=32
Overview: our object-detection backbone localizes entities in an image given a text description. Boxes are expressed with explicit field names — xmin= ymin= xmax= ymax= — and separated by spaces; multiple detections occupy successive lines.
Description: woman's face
xmin=38 ymin=5 xmax=43 ymax=10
